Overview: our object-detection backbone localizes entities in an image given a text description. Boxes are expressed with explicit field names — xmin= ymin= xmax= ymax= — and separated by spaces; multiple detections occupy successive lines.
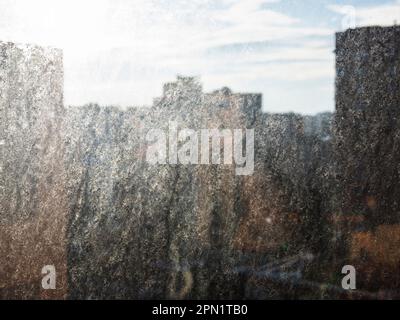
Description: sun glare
xmin=12 ymin=0 xmax=109 ymax=51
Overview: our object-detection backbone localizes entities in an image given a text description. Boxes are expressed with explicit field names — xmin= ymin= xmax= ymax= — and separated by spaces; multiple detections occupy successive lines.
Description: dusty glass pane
xmin=0 ymin=1 xmax=399 ymax=300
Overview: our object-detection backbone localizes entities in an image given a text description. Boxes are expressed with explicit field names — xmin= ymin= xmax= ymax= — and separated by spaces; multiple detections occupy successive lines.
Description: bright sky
xmin=0 ymin=0 xmax=399 ymax=114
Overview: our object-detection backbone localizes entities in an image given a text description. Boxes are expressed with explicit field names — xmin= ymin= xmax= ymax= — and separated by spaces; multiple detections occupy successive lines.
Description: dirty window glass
xmin=1 ymin=0 xmax=399 ymax=301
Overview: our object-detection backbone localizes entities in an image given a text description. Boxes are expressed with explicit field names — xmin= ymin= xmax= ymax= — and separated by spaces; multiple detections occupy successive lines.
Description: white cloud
xmin=217 ymin=0 xmax=294 ymax=25
xmin=328 ymin=0 xmax=400 ymax=27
